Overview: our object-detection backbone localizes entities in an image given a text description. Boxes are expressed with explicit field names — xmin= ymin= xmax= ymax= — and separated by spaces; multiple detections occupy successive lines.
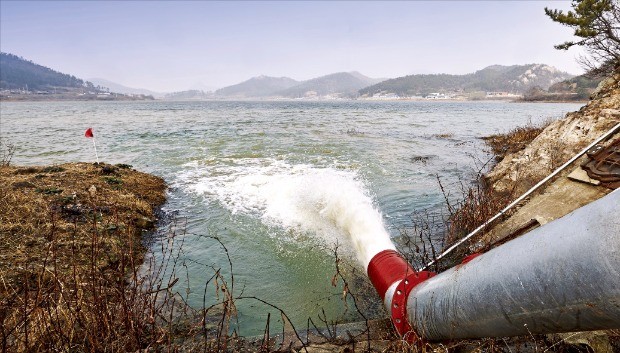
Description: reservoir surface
xmin=1 ymin=100 xmax=583 ymax=334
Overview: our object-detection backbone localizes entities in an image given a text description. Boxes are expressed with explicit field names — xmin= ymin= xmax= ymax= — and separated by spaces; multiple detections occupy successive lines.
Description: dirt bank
xmin=0 ymin=162 xmax=166 ymax=351
xmin=0 ymin=162 xmax=165 ymax=281
xmin=487 ymin=73 xmax=620 ymax=195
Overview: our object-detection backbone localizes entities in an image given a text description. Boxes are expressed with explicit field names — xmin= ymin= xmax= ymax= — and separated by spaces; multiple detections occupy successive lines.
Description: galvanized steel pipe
xmin=407 ymin=189 xmax=620 ymax=339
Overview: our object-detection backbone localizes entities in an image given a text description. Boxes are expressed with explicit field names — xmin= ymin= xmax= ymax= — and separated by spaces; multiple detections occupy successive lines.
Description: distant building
xmin=485 ymin=91 xmax=521 ymax=98
xmin=425 ymin=93 xmax=448 ymax=99
xmin=372 ymin=92 xmax=400 ymax=100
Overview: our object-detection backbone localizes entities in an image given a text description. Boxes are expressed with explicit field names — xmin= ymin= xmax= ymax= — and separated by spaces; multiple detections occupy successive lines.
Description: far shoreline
xmin=0 ymin=97 xmax=589 ymax=104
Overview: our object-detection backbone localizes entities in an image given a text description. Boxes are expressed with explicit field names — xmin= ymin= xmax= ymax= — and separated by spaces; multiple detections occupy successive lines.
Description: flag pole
xmin=92 ymin=137 xmax=99 ymax=163
xmin=85 ymin=128 xmax=99 ymax=163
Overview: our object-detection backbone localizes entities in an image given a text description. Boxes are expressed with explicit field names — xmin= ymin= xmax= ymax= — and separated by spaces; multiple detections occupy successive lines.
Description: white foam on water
xmin=177 ymin=159 xmax=395 ymax=268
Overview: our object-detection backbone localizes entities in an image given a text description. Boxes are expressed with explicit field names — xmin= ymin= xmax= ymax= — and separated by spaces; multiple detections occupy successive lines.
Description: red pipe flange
xmin=390 ymin=271 xmax=435 ymax=338
xmin=367 ymin=250 xmax=413 ymax=300
xmin=367 ymin=250 xmax=435 ymax=340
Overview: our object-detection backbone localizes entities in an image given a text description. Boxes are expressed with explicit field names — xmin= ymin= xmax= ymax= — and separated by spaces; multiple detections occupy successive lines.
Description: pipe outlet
xmin=367 ymin=249 xmax=435 ymax=338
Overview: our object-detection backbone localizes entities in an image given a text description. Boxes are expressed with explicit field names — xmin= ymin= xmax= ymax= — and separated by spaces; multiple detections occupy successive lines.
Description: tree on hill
xmin=357 ymin=64 xmax=572 ymax=97
xmin=0 ymin=52 xmax=90 ymax=91
xmin=545 ymin=0 xmax=620 ymax=76
xmin=548 ymin=75 xmax=602 ymax=93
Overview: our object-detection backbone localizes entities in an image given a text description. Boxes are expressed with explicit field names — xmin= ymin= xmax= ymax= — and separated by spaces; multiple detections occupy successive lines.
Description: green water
xmin=0 ymin=100 xmax=583 ymax=334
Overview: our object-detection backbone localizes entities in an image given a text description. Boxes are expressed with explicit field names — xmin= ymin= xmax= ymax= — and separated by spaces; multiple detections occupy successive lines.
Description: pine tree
xmin=545 ymin=0 xmax=620 ymax=76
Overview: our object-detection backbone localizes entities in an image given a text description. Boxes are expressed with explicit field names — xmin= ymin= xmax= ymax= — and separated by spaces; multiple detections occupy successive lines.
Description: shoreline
xmin=0 ymin=96 xmax=154 ymax=102
xmin=1 ymin=97 xmax=587 ymax=104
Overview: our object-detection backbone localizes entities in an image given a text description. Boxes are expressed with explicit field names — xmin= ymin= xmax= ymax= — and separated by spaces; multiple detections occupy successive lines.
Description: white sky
xmin=0 ymin=1 xmax=584 ymax=92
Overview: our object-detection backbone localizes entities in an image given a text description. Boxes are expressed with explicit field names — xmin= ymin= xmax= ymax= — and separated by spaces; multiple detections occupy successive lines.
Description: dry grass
xmin=482 ymin=119 xmax=554 ymax=163
xmin=0 ymin=162 xmax=305 ymax=352
xmin=399 ymin=120 xmax=555 ymax=269
xmin=414 ymin=121 xmax=559 ymax=265
xmin=0 ymin=162 xmax=165 ymax=289
xmin=0 ymin=162 xmax=176 ymax=351
xmin=396 ymin=177 xmax=515 ymax=273
xmin=443 ymin=180 xmax=513 ymax=253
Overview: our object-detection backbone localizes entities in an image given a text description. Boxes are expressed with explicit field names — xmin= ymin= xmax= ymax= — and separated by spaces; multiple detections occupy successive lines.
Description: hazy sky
xmin=1 ymin=1 xmax=584 ymax=92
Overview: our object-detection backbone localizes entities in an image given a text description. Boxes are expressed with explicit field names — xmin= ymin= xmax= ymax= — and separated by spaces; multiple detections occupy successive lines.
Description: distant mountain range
xmin=359 ymin=64 xmax=574 ymax=97
xmin=1 ymin=52 xmax=580 ymax=102
xmin=276 ymin=72 xmax=383 ymax=98
xmin=214 ymin=72 xmax=383 ymax=99
xmin=164 ymin=90 xmax=213 ymax=100
xmin=88 ymin=78 xmax=163 ymax=98
xmin=215 ymin=76 xmax=299 ymax=97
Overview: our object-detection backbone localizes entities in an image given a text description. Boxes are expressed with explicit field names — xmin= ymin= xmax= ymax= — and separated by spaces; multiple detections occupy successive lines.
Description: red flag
xmin=85 ymin=128 xmax=94 ymax=138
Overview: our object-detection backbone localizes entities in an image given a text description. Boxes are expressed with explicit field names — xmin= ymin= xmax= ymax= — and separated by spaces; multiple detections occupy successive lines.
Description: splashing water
xmin=178 ymin=159 xmax=395 ymax=268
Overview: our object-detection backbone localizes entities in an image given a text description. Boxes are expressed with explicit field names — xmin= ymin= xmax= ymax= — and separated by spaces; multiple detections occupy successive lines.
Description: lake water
xmin=0 ymin=100 xmax=583 ymax=334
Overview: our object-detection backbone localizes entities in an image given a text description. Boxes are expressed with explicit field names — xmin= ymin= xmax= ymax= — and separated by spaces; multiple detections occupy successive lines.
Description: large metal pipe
xmin=407 ymin=189 xmax=620 ymax=340
xmin=367 ymin=189 xmax=620 ymax=340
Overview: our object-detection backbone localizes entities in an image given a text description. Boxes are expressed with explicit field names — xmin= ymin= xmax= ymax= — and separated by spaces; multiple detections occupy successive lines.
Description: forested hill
xmin=0 ymin=53 xmax=92 ymax=91
xmin=359 ymin=64 xmax=574 ymax=97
